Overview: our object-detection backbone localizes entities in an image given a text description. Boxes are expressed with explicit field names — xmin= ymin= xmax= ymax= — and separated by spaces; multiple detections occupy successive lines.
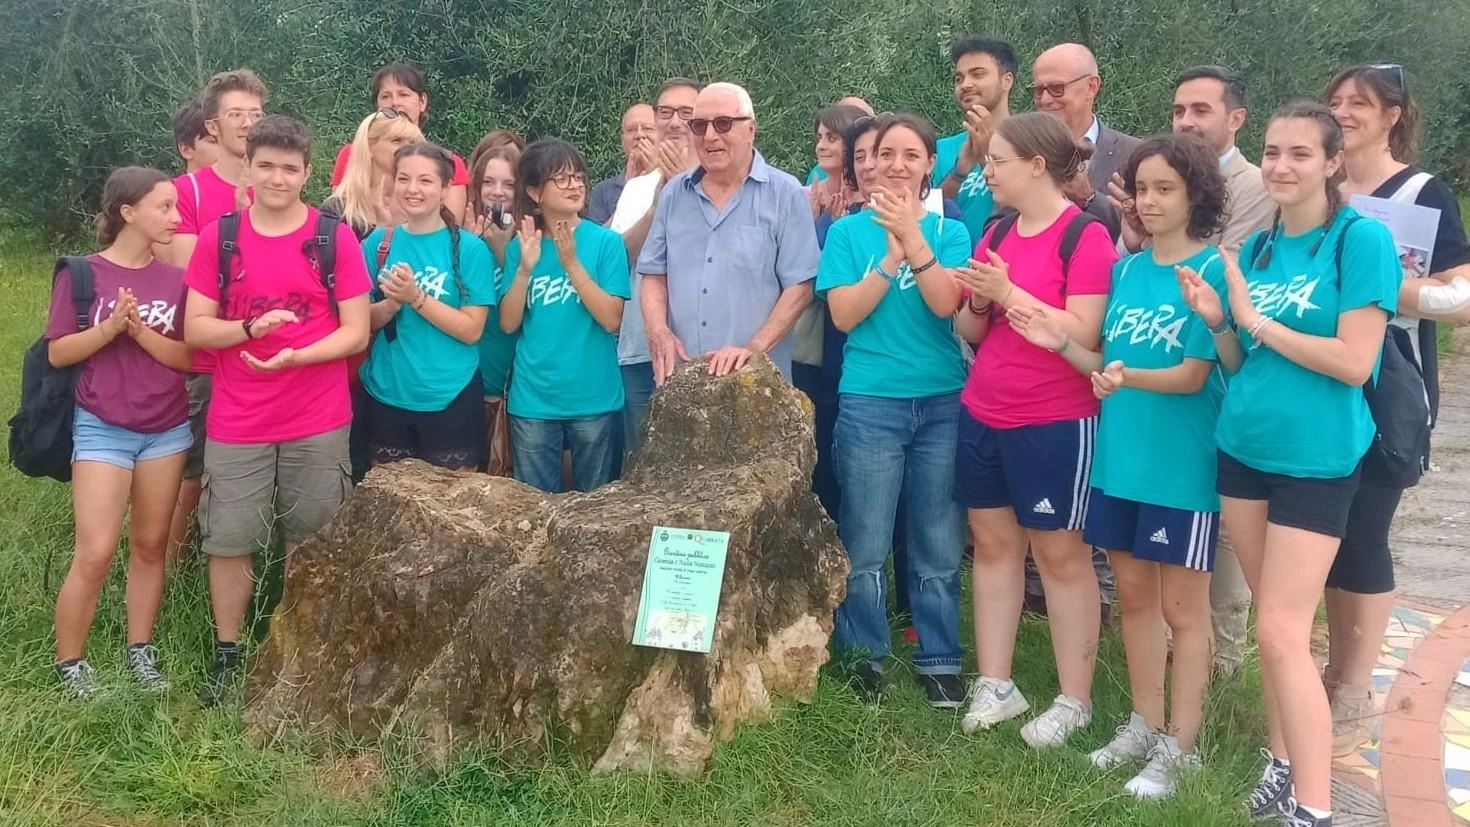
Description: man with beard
xmin=934 ymin=36 xmax=1017 ymax=240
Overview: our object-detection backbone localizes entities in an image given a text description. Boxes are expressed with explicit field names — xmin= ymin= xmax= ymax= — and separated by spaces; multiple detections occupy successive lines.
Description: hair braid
xmin=440 ymin=204 xmax=466 ymax=301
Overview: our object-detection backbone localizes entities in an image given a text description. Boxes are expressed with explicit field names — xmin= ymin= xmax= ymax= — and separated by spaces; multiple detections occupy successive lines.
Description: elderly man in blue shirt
xmin=638 ymin=82 xmax=820 ymax=383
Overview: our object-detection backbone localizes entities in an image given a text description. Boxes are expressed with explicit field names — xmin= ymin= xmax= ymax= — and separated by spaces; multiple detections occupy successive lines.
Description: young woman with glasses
xmin=1319 ymin=63 xmax=1470 ymax=757
xmin=951 ymin=111 xmax=1118 ymax=748
xmin=1178 ymin=101 xmax=1402 ymax=827
xmin=498 ymin=139 xmax=630 ymax=493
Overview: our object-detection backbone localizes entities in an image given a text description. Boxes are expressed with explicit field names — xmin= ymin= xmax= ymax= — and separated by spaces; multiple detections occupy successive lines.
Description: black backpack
xmin=8 ymin=257 xmax=97 ymax=482
xmin=1246 ymin=218 xmax=1431 ymax=488
xmin=985 ymin=209 xmax=1103 ymax=291
xmin=216 ymin=210 xmax=342 ymax=317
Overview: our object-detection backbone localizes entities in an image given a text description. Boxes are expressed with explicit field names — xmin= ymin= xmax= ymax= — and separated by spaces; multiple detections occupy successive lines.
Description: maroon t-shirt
xmin=44 ymin=255 xmax=189 ymax=433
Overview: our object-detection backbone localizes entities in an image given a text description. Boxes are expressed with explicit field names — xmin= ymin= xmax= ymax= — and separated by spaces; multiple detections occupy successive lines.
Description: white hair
xmin=702 ymin=82 xmax=755 ymax=118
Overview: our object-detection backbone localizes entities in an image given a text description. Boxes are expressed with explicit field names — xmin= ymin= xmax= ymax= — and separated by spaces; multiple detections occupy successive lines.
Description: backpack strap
xmin=375 ymin=226 xmax=396 ymax=273
xmin=1332 ymin=214 xmax=1364 ymax=275
xmin=56 ymin=257 xmax=96 ymax=330
xmin=1057 ymin=211 xmax=1102 ymax=285
xmin=377 ymin=226 xmax=399 ymax=342
xmin=305 ymin=211 xmax=341 ymax=318
xmin=985 ymin=211 xmax=1020 ymax=256
xmin=1387 ymin=170 xmax=1433 ymax=205
xmin=216 ymin=211 xmax=241 ymax=316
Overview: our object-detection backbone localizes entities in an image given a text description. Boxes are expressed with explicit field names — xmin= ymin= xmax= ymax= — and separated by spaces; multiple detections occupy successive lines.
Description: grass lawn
xmin=0 ymin=221 xmax=1298 ymax=827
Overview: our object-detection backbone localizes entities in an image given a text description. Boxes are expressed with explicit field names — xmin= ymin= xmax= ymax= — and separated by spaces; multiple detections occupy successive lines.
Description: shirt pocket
xmin=730 ymin=224 xmax=776 ymax=278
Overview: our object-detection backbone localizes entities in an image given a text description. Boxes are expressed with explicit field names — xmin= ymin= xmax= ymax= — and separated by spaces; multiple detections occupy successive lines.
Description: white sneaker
xmin=1020 ymin=694 xmax=1092 ymax=749
xmin=1089 ymin=711 xmax=1157 ymax=768
xmin=1125 ymin=735 xmax=1200 ymax=799
xmin=960 ymin=677 xmax=1030 ymax=734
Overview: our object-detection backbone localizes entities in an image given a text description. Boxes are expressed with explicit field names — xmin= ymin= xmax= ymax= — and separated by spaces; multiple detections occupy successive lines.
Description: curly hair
xmin=1121 ymin=132 xmax=1228 ymax=242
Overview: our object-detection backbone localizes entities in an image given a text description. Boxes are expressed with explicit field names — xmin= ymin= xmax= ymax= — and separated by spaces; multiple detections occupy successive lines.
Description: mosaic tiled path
xmin=1332 ymin=603 xmax=1470 ymax=827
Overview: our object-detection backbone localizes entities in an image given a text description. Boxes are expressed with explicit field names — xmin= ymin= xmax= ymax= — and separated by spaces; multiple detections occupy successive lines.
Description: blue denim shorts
xmin=72 ymin=406 xmax=192 ymax=471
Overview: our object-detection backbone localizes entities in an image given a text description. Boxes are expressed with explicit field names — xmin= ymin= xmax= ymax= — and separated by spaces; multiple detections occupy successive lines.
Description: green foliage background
xmin=1 ymin=0 xmax=1467 ymax=236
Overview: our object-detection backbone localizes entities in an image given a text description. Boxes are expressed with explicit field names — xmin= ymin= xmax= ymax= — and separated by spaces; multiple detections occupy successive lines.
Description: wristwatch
xmin=1207 ymin=318 xmax=1233 ymax=336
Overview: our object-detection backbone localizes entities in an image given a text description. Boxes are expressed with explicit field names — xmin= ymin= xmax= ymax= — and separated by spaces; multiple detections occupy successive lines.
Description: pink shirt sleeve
xmin=451 ymin=152 xmax=470 ymax=187
xmin=330 ymin=143 xmax=351 ymax=187
xmin=183 ymin=222 xmax=222 ymax=301
xmin=174 ymin=173 xmax=200 ymax=234
xmin=1063 ymin=221 xmax=1118 ymax=296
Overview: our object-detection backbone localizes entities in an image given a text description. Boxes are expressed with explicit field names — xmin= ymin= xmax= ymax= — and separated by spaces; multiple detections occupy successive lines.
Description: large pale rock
xmin=243 ymin=354 xmax=848 ymax=776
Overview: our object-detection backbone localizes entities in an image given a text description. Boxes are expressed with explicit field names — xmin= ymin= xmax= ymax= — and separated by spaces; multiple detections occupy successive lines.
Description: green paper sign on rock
xmin=633 ymin=527 xmax=731 ymax=653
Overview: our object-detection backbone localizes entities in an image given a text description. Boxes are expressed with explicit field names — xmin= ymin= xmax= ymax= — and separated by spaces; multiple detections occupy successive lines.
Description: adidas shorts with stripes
xmin=1082 ymin=488 xmax=1219 ymax=572
xmin=954 ymin=410 xmax=1096 ymax=532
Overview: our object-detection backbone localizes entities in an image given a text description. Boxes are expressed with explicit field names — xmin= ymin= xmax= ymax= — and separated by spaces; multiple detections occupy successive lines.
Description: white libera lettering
xmin=95 ymin=298 xmax=180 ymax=335
xmin=528 ymin=274 xmax=583 ymax=308
xmin=1249 ymin=274 xmax=1320 ymax=319
xmin=1103 ymin=302 xmax=1186 ymax=353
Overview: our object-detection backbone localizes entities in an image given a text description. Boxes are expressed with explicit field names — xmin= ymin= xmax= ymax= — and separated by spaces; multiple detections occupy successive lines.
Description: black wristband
xmin=242 ymin=316 xmax=257 ymax=339
xmin=911 ymin=256 xmax=939 ymax=275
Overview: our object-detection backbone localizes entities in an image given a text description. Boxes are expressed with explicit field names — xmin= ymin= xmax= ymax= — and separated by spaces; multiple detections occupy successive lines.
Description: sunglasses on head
xmin=687 ymin=116 xmax=752 ymax=136
xmin=1370 ymin=62 xmax=1406 ymax=92
xmin=376 ymin=107 xmax=406 ymax=119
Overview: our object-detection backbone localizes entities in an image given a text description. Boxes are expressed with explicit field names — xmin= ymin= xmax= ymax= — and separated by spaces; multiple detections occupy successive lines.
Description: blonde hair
xmin=329 ymin=111 xmax=423 ymax=230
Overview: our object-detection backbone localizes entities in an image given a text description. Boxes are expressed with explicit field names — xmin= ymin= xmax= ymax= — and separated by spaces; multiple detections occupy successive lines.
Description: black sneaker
xmin=199 ymin=646 xmax=243 ymax=708
xmin=57 ymin=659 xmax=103 ymax=700
xmin=1285 ymin=806 xmax=1331 ymax=827
xmin=1247 ymin=750 xmax=1295 ymax=818
xmin=845 ymin=662 xmax=882 ymax=704
xmin=919 ymin=673 xmax=966 ymax=709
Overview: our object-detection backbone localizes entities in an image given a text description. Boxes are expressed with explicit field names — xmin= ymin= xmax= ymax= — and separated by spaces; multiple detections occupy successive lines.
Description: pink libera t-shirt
xmin=44 ymin=255 xmax=189 ymax=433
xmin=183 ymin=208 xmax=372 ymax=444
xmin=329 ymin=143 xmax=470 ymax=188
xmin=176 ymin=165 xmax=253 ymax=374
xmin=962 ymin=205 xmax=1118 ymax=429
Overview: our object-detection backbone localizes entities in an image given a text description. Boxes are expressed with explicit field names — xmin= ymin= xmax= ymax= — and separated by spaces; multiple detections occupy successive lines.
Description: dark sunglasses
xmin=688 ymin=116 xmax=753 ymax=136
xmin=1370 ymin=62 xmax=1406 ymax=92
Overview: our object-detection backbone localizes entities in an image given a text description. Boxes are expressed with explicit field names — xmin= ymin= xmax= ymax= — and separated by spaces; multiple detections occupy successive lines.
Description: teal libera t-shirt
xmin=478 ymin=259 xmax=518 ymax=396
xmin=1091 ymin=247 xmax=1227 ymax=513
xmin=502 ymin=219 xmax=631 ymax=419
xmin=359 ymin=225 xmax=497 ymax=412
xmin=815 ymin=209 xmax=971 ymax=398
xmin=1216 ymin=207 xmax=1401 ymax=478
xmin=932 ymin=130 xmax=996 ymax=247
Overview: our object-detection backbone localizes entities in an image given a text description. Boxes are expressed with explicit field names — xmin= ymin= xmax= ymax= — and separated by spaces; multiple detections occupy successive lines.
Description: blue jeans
xmin=510 ymin=413 xmax=619 ymax=493
xmin=620 ymin=361 xmax=655 ymax=458
xmin=832 ymin=392 xmax=965 ymax=675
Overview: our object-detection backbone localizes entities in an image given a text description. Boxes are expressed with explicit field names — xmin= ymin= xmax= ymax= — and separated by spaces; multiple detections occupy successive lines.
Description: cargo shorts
xmin=199 ymin=425 xmax=353 ymax=558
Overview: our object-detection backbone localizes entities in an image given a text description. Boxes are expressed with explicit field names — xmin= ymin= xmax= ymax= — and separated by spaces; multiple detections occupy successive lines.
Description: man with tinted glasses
xmin=603 ymin=78 xmax=702 ymax=452
xmin=639 ymin=82 xmax=819 ymax=383
xmin=1033 ymin=43 xmax=1138 ymax=242
xmin=589 ymin=102 xmax=657 ymax=225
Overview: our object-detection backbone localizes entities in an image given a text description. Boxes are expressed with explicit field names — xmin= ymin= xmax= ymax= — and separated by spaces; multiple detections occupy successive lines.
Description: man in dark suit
xmin=1033 ymin=43 xmax=1140 ymax=241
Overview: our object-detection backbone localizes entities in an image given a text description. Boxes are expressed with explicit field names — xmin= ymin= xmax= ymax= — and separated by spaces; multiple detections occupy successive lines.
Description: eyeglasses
xmin=1031 ymin=74 xmax=1094 ymax=100
xmin=983 ymin=154 xmax=1027 ymax=166
xmin=219 ymin=108 xmax=265 ymax=124
xmin=655 ymin=105 xmax=695 ymax=121
xmin=1370 ymin=62 xmax=1406 ymax=92
xmin=688 ymin=116 xmax=753 ymax=136
xmin=375 ymin=107 xmax=406 ymax=119
xmin=548 ymin=171 xmax=587 ymax=189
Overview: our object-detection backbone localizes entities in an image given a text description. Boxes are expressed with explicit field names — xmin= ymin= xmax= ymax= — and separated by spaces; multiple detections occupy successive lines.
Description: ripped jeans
xmin=832 ymin=392 xmax=965 ymax=675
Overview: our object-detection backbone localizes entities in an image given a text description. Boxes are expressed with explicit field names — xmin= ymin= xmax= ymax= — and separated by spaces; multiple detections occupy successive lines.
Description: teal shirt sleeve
xmin=814 ymin=218 xmax=860 ymax=297
xmin=1183 ymin=254 xmax=1227 ymax=362
xmin=1339 ymin=218 xmax=1401 ymax=316
xmin=459 ymin=232 xmax=497 ymax=306
xmin=935 ymin=217 xmax=972 ymax=267
xmin=499 ymin=237 xmax=522 ymax=301
xmin=594 ymin=230 xmax=632 ymax=299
